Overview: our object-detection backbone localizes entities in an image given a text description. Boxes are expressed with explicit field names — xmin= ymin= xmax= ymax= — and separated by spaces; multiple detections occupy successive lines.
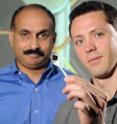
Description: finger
xmin=65 ymin=75 xmax=107 ymax=101
xmin=65 ymin=88 xmax=99 ymax=111
xmin=86 ymin=83 xmax=107 ymax=102
xmin=64 ymin=75 xmax=107 ymax=108
xmin=64 ymin=84 xmax=106 ymax=112
xmin=84 ymin=83 xmax=107 ymax=109
xmin=74 ymin=101 xmax=90 ymax=112
xmin=63 ymin=83 xmax=80 ymax=94
xmin=63 ymin=83 xmax=99 ymax=107
xmin=64 ymin=75 xmax=79 ymax=84
xmin=89 ymin=91 xmax=107 ymax=110
xmin=66 ymin=89 xmax=96 ymax=106
xmin=74 ymin=100 xmax=103 ymax=119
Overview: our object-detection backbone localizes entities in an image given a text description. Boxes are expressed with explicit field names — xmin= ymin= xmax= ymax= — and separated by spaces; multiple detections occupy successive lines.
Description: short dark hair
xmin=69 ymin=1 xmax=117 ymax=36
xmin=10 ymin=4 xmax=55 ymax=31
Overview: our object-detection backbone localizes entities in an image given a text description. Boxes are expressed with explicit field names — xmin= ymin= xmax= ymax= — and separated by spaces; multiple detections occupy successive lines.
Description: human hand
xmin=63 ymin=75 xmax=107 ymax=124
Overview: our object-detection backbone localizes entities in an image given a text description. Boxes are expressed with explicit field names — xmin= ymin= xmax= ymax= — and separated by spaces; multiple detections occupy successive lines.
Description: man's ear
xmin=53 ymin=32 xmax=57 ymax=43
xmin=8 ymin=31 xmax=14 ymax=47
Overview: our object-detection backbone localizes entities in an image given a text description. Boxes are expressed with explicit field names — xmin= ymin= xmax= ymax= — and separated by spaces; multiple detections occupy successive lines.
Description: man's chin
xmin=27 ymin=64 xmax=46 ymax=70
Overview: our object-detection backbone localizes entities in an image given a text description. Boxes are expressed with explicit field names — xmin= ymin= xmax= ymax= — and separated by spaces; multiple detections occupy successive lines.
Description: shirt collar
xmin=39 ymin=60 xmax=57 ymax=80
xmin=11 ymin=59 xmax=55 ymax=79
xmin=107 ymin=90 xmax=117 ymax=106
xmin=11 ymin=59 xmax=19 ymax=74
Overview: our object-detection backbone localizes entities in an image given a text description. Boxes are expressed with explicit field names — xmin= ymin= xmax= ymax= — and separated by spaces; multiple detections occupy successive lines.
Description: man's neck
xmin=93 ymin=67 xmax=117 ymax=101
xmin=18 ymin=65 xmax=47 ymax=84
xmin=25 ymin=67 xmax=47 ymax=84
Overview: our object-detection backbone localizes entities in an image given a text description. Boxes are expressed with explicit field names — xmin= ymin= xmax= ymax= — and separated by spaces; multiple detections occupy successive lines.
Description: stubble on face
xmin=70 ymin=11 xmax=117 ymax=79
xmin=11 ymin=8 xmax=55 ymax=71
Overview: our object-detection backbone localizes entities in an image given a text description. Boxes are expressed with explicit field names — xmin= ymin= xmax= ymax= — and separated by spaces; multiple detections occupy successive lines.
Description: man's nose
xmin=85 ymin=40 xmax=96 ymax=53
xmin=31 ymin=36 xmax=39 ymax=49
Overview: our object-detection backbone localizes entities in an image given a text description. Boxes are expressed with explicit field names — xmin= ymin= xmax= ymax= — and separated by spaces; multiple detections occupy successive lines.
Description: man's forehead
xmin=71 ymin=11 xmax=108 ymax=31
xmin=14 ymin=11 xmax=52 ymax=28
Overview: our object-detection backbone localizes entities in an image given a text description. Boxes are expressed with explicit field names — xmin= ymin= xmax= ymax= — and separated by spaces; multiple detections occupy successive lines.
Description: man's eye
xmin=38 ymin=32 xmax=50 ymax=40
xmin=20 ymin=32 xmax=29 ymax=38
xmin=74 ymin=39 xmax=84 ymax=46
xmin=95 ymin=32 xmax=104 ymax=38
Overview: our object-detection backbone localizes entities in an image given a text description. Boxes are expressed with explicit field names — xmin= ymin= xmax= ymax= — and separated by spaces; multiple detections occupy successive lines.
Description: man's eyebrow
xmin=90 ymin=28 xmax=107 ymax=33
xmin=19 ymin=29 xmax=31 ymax=33
xmin=36 ymin=29 xmax=52 ymax=38
xmin=37 ymin=29 xmax=50 ymax=35
xmin=90 ymin=29 xmax=99 ymax=33
xmin=73 ymin=35 xmax=83 ymax=39
xmin=74 ymin=28 xmax=106 ymax=37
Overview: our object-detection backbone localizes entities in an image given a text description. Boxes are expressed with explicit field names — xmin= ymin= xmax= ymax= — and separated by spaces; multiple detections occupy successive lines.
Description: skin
xmin=9 ymin=7 xmax=56 ymax=83
xmin=63 ymin=11 xmax=117 ymax=124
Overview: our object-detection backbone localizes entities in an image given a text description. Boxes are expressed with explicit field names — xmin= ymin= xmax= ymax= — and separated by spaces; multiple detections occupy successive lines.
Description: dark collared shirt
xmin=0 ymin=61 xmax=71 ymax=124
xmin=55 ymin=91 xmax=117 ymax=124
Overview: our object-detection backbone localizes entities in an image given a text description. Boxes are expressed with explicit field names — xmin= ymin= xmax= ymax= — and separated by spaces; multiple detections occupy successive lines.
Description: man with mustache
xmin=55 ymin=1 xmax=117 ymax=124
xmin=0 ymin=4 xmax=72 ymax=124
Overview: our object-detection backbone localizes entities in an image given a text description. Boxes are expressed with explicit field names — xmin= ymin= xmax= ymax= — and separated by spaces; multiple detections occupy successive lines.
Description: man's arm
xmin=63 ymin=75 xmax=107 ymax=124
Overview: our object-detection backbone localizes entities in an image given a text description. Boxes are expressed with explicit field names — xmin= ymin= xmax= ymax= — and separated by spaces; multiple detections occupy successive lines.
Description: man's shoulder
xmin=0 ymin=64 xmax=12 ymax=75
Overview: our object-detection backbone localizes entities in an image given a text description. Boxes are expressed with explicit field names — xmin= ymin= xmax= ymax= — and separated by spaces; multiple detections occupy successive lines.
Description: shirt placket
xmin=30 ymin=86 xmax=42 ymax=124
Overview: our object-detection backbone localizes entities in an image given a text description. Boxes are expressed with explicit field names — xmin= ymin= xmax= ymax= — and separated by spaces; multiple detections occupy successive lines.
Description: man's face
xmin=9 ymin=8 xmax=56 ymax=70
xmin=70 ymin=11 xmax=117 ymax=78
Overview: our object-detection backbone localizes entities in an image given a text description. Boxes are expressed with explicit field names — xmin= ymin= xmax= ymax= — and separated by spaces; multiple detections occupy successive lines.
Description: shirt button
xmin=34 ymin=88 xmax=38 ymax=92
xmin=34 ymin=110 xmax=39 ymax=114
xmin=18 ymin=71 xmax=22 ymax=75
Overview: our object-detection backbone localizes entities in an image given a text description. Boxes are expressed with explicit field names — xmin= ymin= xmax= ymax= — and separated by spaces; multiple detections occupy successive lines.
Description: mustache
xmin=23 ymin=48 xmax=45 ymax=56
